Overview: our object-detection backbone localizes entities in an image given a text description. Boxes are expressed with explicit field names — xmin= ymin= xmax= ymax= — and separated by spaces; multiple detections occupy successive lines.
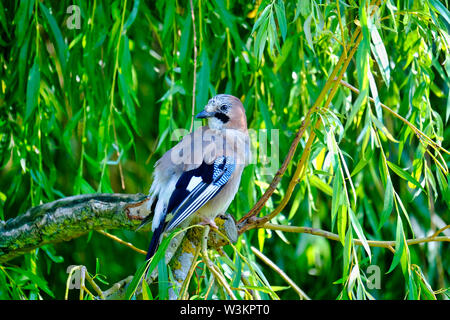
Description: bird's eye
xmin=220 ymin=105 xmax=228 ymax=112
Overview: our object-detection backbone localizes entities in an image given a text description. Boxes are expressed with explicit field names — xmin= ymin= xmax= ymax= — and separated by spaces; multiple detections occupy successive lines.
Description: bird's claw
xmin=199 ymin=218 xmax=218 ymax=230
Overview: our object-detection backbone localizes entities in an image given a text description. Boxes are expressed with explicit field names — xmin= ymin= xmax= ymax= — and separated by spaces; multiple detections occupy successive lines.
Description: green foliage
xmin=0 ymin=0 xmax=449 ymax=300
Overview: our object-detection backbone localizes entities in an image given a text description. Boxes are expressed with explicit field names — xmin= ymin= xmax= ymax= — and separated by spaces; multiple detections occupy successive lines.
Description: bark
xmin=0 ymin=193 xmax=151 ymax=263
xmin=0 ymin=193 xmax=239 ymax=300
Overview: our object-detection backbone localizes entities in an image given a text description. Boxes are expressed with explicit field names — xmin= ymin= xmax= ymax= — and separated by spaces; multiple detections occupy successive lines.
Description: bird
xmin=140 ymin=94 xmax=250 ymax=260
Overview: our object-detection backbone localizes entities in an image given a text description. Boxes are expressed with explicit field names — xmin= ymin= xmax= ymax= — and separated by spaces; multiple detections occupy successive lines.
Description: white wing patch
xmin=166 ymin=184 xmax=220 ymax=231
xmin=186 ymin=176 xmax=203 ymax=192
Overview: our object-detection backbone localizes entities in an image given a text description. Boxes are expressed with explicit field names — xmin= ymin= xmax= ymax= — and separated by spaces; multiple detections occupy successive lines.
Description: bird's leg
xmin=198 ymin=218 xmax=218 ymax=230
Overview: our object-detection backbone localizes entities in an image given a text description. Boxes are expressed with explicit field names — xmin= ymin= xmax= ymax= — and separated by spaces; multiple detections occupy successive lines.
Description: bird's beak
xmin=195 ymin=110 xmax=214 ymax=119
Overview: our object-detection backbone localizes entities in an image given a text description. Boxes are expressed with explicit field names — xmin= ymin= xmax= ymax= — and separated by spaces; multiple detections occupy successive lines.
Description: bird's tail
xmin=145 ymin=222 xmax=165 ymax=260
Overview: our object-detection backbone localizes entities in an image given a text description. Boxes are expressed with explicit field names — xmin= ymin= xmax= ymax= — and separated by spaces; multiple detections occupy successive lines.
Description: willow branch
xmin=96 ymin=230 xmax=147 ymax=255
xmin=251 ymin=246 xmax=311 ymax=300
xmin=238 ymin=17 xmax=364 ymax=234
xmin=200 ymin=225 xmax=237 ymax=300
xmin=262 ymin=223 xmax=450 ymax=250
xmin=238 ymin=0 xmax=386 ymax=233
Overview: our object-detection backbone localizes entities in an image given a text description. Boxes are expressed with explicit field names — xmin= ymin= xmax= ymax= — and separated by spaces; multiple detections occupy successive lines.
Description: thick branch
xmin=0 ymin=193 xmax=151 ymax=263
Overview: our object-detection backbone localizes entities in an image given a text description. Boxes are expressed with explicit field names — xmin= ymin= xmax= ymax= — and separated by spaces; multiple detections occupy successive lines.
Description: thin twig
xmin=336 ymin=0 xmax=347 ymax=59
xmin=85 ymin=272 xmax=105 ymax=300
xmin=431 ymin=224 xmax=450 ymax=239
xmin=96 ymin=230 xmax=147 ymax=255
xmin=200 ymin=226 xmax=237 ymax=299
xmin=251 ymin=246 xmax=311 ymax=300
xmin=262 ymin=223 xmax=450 ymax=250
xmin=178 ymin=241 xmax=202 ymax=299
xmin=100 ymin=0 xmax=128 ymax=191
xmin=112 ymin=117 xmax=126 ymax=190
xmin=189 ymin=0 xmax=198 ymax=133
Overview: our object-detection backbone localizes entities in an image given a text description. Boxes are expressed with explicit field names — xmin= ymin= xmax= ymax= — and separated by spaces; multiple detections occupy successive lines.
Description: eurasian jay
xmin=141 ymin=94 xmax=250 ymax=259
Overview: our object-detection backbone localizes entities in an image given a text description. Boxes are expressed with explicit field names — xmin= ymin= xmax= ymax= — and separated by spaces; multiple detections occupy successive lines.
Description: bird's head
xmin=196 ymin=94 xmax=247 ymax=132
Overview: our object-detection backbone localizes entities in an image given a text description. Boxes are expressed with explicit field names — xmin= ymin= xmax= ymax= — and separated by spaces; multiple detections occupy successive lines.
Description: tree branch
xmin=237 ymin=11 xmax=365 ymax=233
xmin=0 ymin=193 xmax=240 ymax=299
xmin=262 ymin=223 xmax=450 ymax=250
xmin=0 ymin=193 xmax=151 ymax=263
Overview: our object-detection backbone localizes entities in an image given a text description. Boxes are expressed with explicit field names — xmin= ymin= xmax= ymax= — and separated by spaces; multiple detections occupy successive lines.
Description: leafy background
xmin=0 ymin=0 xmax=449 ymax=299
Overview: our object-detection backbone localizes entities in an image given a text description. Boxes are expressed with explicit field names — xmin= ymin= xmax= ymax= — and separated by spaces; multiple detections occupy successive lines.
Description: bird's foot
xmin=199 ymin=218 xmax=218 ymax=230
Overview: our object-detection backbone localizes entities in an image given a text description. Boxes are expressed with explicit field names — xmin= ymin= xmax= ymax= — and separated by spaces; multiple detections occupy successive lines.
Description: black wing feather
xmin=145 ymin=156 xmax=235 ymax=259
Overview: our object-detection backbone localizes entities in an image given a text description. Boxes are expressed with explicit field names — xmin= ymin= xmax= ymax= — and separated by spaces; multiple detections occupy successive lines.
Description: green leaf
xmin=124 ymin=231 xmax=177 ymax=300
xmin=258 ymin=227 xmax=265 ymax=252
xmin=343 ymin=228 xmax=353 ymax=277
xmin=195 ymin=49 xmax=211 ymax=112
xmin=251 ymin=4 xmax=271 ymax=35
xmin=274 ymin=0 xmax=287 ymax=41
xmin=408 ymin=272 xmax=419 ymax=300
xmin=118 ymin=72 xmax=139 ymax=133
xmin=345 ymin=88 xmax=368 ymax=132
xmin=288 ymin=188 xmax=303 ymax=220
xmin=14 ymin=0 xmax=33 ymax=46
xmin=337 ymin=205 xmax=347 ymax=245
xmin=25 ymin=61 xmax=40 ymax=122
xmin=258 ymin=99 xmax=274 ymax=129
xmin=349 ymin=207 xmax=371 ymax=259
xmin=436 ymin=168 xmax=450 ymax=206
xmin=232 ymin=254 xmax=242 ymax=289
xmin=158 ymin=258 xmax=168 ymax=300
xmin=254 ymin=17 xmax=269 ymax=61
xmin=429 ymin=0 xmax=450 ymax=26
xmin=268 ymin=9 xmax=281 ymax=54
xmin=123 ymin=0 xmax=140 ymax=30
xmin=386 ymin=161 xmax=425 ymax=192
xmin=331 ymin=167 xmax=343 ymax=230
xmin=303 ymin=14 xmax=315 ymax=53
xmin=412 ymin=266 xmax=436 ymax=300
xmin=42 ymin=245 xmax=64 ymax=263
xmin=124 ymin=260 xmax=151 ymax=300
xmin=378 ymin=176 xmax=394 ymax=230
xmin=0 ymin=2 xmax=9 ymax=36
xmin=309 ymin=175 xmax=332 ymax=196
xmin=387 ymin=214 xmax=406 ymax=274
xmin=6 ymin=267 xmax=55 ymax=298
xmin=39 ymin=3 xmax=67 ymax=71
xmin=368 ymin=69 xmax=382 ymax=121
xmin=178 ymin=13 xmax=192 ymax=64
xmin=356 ymin=5 xmax=370 ymax=93
xmin=141 ymin=277 xmax=153 ymax=300
xmin=370 ymin=26 xmax=390 ymax=87
xmin=371 ymin=114 xmax=399 ymax=143
xmin=351 ymin=146 xmax=373 ymax=177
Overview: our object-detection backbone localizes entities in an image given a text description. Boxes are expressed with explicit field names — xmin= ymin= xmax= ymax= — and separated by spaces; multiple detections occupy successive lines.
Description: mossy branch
xmin=0 ymin=193 xmax=151 ymax=263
